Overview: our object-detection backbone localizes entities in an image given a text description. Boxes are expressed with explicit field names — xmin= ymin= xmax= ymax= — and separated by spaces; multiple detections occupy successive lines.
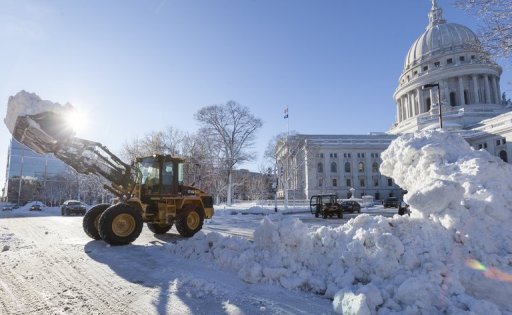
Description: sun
xmin=63 ymin=107 xmax=88 ymax=134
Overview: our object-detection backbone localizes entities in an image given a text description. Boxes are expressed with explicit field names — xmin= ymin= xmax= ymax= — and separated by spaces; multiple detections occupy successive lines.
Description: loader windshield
xmin=138 ymin=157 xmax=160 ymax=189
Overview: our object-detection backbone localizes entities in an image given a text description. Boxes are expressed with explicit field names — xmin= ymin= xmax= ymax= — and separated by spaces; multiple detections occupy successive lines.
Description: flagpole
xmin=284 ymin=106 xmax=289 ymax=210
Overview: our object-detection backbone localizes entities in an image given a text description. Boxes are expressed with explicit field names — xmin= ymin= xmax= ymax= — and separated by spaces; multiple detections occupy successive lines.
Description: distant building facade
xmin=276 ymin=134 xmax=403 ymax=201
xmin=3 ymin=138 xmax=76 ymax=205
xmin=276 ymin=1 xmax=511 ymax=200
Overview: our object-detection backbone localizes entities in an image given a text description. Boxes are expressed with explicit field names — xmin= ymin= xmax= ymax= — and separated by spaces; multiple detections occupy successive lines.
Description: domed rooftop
xmin=403 ymin=0 xmax=480 ymax=71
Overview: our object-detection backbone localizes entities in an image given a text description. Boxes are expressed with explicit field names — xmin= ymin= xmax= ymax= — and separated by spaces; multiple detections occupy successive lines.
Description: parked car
xmin=30 ymin=204 xmax=42 ymax=211
xmin=383 ymin=197 xmax=399 ymax=208
xmin=2 ymin=205 xmax=13 ymax=211
xmin=61 ymin=200 xmax=86 ymax=216
xmin=341 ymin=200 xmax=361 ymax=213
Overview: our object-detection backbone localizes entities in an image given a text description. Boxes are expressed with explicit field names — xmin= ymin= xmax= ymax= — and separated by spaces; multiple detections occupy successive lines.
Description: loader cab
xmin=136 ymin=155 xmax=184 ymax=202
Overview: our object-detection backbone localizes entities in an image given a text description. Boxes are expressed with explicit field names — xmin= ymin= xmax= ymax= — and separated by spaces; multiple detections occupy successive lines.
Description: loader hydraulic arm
xmin=12 ymin=111 xmax=136 ymax=197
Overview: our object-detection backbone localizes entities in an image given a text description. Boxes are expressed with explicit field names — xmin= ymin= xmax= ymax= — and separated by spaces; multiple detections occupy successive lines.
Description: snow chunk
xmin=4 ymin=90 xmax=72 ymax=135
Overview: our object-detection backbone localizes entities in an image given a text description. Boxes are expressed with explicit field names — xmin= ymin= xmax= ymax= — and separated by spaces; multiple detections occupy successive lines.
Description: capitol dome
xmin=404 ymin=22 xmax=479 ymax=71
xmin=389 ymin=0 xmax=503 ymax=135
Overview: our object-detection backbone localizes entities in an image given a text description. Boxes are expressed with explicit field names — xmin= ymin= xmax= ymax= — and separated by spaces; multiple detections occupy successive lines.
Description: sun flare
xmin=64 ymin=108 xmax=88 ymax=134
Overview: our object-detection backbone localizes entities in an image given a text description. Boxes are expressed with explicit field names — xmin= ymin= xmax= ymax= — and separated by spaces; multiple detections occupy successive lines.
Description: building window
xmin=372 ymin=162 xmax=379 ymax=173
xmin=373 ymin=177 xmax=379 ymax=187
xmin=464 ymin=90 xmax=469 ymax=104
xmin=478 ymin=144 xmax=483 ymax=149
xmin=331 ymin=162 xmax=337 ymax=173
xmin=450 ymin=92 xmax=457 ymax=106
xmin=497 ymin=140 xmax=501 ymax=146
xmin=434 ymin=61 xmax=440 ymax=68
xmin=332 ymin=178 xmax=337 ymax=187
xmin=317 ymin=163 xmax=323 ymax=173
xmin=387 ymin=178 xmax=393 ymax=186
xmin=346 ymin=178 xmax=351 ymax=187
xmin=426 ymin=97 xmax=431 ymax=111
xmin=329 ymin=153 xmax=337 ymax=158
xmin=471 ymin=55 xmax=475 ymax=60
xmin=503 ymin=139 xmax=506 ymax=144
xmin=423 ymin=66 xmax=428 ymax=71
xmin=447 ymin=58 xmax=453 ymax=64
xmin=319 ymin=178 xmax=323 ymax=187
xmin=460 ymin=56 xmax=465 ymax=62
xmin=359 ymin=178 xmax=365 ymax=187
xmin=413 ymin=70 xmax=418 ymax=75
xmin=358 ymin=162 xmax=365 ymax=173
xmin=345 ymin=162 xmax=351 ymax=173
xmin=343 ymin=153 xmax=347 ymax=158
xmin=484 ymin=143 xmax=488 ymax=148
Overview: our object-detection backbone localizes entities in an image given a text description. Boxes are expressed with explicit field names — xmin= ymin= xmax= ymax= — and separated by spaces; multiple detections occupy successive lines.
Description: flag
xmin=284 ymin=107 xmax=289 ymax=119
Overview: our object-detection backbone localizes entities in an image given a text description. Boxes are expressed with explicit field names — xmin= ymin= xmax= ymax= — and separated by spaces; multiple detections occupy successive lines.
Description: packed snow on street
xmin=2 ymin=134 xmax=512 ymax=313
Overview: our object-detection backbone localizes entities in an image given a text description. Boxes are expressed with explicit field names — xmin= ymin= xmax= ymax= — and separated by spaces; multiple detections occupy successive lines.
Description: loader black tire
xmin=147 ymin=222 xmax=173 ymax=234
xmin=83 ymin=203 xmax=110 ymax=240
xmin=98 ymin=203 xmax=143 ymax=246
xmin=176 ymin=205 xmax=204 ymax=238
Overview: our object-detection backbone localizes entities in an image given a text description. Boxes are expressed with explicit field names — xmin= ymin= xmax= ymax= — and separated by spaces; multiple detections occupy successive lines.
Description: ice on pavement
xmin=166 ymin=130 xmax=512 ymax=314
xmin=4 ymin=90 xmax=72 ymax=135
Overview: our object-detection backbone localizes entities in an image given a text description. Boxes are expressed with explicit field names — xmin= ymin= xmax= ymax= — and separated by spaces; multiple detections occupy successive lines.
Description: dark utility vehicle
xmin=62 ymin=200 xmax=87 ymax=216
xmin=341 ymin=200 xmax=361 ymax=213
xmin=310 ymin=194 xmax=343 ymax=219
xmin=383 ymin=197 xmax=399 ymax=208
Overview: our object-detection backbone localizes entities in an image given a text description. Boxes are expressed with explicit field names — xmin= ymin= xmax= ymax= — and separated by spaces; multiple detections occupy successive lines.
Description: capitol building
xmin=276 ymin=1 xmax=511 ymax=201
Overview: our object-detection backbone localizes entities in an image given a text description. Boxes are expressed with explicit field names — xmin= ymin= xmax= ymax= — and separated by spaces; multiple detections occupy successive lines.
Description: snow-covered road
xmin=0 ymin=206 xmax=342 ymax=315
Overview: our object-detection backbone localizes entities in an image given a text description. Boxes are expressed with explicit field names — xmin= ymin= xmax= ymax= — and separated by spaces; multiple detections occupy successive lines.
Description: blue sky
xmin=1 ymin=0 xmax=511 ymax=190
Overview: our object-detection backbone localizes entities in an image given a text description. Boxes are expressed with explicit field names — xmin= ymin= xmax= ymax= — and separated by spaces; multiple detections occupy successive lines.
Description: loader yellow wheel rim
xmin=112 ymin=214 xmax=136 ymax=237
xmin=187 ymin=211 xmax=200 ymax=230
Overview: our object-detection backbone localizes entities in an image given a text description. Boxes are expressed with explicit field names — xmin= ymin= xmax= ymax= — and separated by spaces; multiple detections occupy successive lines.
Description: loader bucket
xmin=12 ymin=111 xmax=74 ymax=155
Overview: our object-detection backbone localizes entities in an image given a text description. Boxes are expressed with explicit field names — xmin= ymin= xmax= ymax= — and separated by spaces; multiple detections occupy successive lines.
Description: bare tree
xmin=195 ymin=101 xmax=263 ymax=205
xmin=120 ymin=126 xmax=186 ymax=162
xmin=456 ymin=0 xmax=512 ymax=59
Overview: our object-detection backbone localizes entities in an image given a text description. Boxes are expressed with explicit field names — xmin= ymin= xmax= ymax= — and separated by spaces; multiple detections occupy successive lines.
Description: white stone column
xmin=402 ymin=95 xmax=407 ymax=119
xmin=416 ymin=87 xmax=424 ymax=113
xmin=484 ymin=75 xmax=492 ymax=104
xmin=397 ymin=99 xmax=402 ymax=122
xmin=458 ymin=76 xmax=465 ymax=106
xmin=407 ymin=92 xmax=414 ymax=118
xmin=491 ymin=76 xmax=499 ymax=104
xmin=472 ymin=75 xmax=479 ymax=104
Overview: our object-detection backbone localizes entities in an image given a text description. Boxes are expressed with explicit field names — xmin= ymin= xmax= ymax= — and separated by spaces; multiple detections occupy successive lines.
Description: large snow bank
xmin=165 ymin=131 xmax=512 ymax=314
xmin=4 ymin=90 xmax=72 ymax=134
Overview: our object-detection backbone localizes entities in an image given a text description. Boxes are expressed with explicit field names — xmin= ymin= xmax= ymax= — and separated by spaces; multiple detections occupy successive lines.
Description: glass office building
xmin=3 ymin=138 xmax=77 ymax=205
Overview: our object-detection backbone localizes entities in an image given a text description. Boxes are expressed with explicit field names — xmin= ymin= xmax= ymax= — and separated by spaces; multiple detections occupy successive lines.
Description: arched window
xmin=358 ymin=162 xmax=365 ymax=173
xmin=450 ymin=92 xmax=457 ymax=106
xmin=331 ymin=162 xmax=337 ymax=173
xmin=372 ymin=162 xmax=379 ymax=173
xmin=499 ymin=150 xmax=508 ymax=162
xmin=317 ymin=162 xmax=323 ymax=173
xmin=344 ymin=162 xmax=351 ymax=173
xmin=426 ymin=97 xmax=431 ymax=111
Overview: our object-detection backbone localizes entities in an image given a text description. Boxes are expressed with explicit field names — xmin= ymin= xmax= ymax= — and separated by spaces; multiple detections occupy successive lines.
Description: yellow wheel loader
xmin=11 ymin=111 xmax=214 ymax=245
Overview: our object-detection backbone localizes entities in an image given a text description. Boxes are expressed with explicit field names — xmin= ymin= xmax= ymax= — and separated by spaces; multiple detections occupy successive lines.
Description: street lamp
xmin=422 ymin=83 xmax=443 ymax=129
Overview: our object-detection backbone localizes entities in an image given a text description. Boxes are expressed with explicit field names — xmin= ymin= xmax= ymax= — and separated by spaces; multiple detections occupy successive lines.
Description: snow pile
xmin=4 ymin=90 xmax=72 ymax=135
xmin=165 ymin=131 xmax=512 ymax=314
